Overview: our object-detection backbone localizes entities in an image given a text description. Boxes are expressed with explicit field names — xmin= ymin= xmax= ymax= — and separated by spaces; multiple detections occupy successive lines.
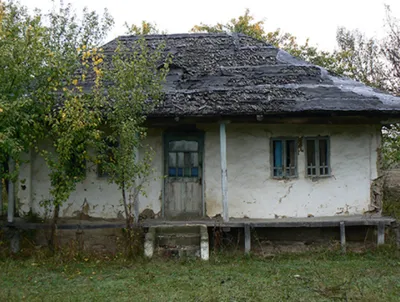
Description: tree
xmin=334 ymin=6 xmax=400 ymax=168
xmin=382 ymin=5 xmax=400 ymax=95
xmin=95 ymin=37 xmax=170 ymax=256
xmin=0 ymin=1 xmax=50 ymax=214
xmin=35 ymin=2 xmax=113 ymax=248
xmin=0 ymin=0 xmax=114 ymax=247
xmin=191 ymin=9 xmax=340 ymax=72
xmin=335 ymin=27 xmax=387 ymax=89
xmin=125 ymin=20 xmax=164 ymax=35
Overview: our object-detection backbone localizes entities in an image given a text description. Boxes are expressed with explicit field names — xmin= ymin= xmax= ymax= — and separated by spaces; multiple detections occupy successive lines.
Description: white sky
xmin=19 ymin=0 xmax=400 ymax=51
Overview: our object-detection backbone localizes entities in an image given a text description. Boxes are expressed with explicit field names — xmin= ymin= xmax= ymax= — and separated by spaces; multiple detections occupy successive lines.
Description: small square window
xmin=271 ymin=138 xmax=297 ymax=178
xmin=305 ymin=137 xmax=330 ymax=177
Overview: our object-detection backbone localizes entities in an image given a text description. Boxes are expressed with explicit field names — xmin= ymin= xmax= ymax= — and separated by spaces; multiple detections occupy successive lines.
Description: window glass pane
xmin=191 ymin=167 xmax=199 ymax=177
xmin=273 ymin=140 xmax=283 ymax=168
xmin=190 ymin=153 xmax=199 ymax=167
xmin=307 ymin=140 xmax=316 ymax=166
xmin=168 ymin=168 xmax=176 ymax=177
xmin=319 ymin=139 xmax=328 ymax=167
xmin=177 ymin=152 xmax=184 ymax=168
xmin=169 ymin=140 xmax=198 ymax=152
xmin=286 ymin=140 xmax=295 ymax=168
xmin=184 ymin=153 xmax=191 ymax=176
xmin=177 ymin=168 xmax=183 ymax=177
xmin=168 ymin=152 xmax=176 ymax=167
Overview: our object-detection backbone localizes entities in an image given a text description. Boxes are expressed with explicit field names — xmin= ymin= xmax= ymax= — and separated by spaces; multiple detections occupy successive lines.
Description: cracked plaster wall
xmin=201 ymin=123 xmax=380 ymax=218
xmin=18 ymin=124 xmax=380 ymax=219
xmin=18 ymin=129 xmax=163 ymax=219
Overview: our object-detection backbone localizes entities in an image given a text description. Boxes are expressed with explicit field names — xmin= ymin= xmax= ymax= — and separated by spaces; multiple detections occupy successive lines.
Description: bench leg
xmin=340 ymin=221 xmax=346 ymax=253
xmin=377 ymin=222 xmax=385 ymax=246
xmin=244 ymin=224 xmax=251 ymax=254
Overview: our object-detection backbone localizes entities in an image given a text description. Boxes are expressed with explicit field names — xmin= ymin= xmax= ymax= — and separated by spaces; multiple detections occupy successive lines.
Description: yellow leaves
xmin=63 ymin=87 xmax=67 ymax=92
xmin=93 ymin=66 xmax=103 ymax=77
xmin=0 ymin=108 xmax=3 ymax=113
xmin=93 ymin=57 xmax=103 ymax=66
xmin=72 ymin=79 xmax=78 ymax=86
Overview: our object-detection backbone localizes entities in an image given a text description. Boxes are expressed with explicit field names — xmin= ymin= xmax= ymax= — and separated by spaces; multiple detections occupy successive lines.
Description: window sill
xmin=272 ymin=176 xmax=298 ymax=180
xmin=307 ymin=175 xmax=333 ymax=181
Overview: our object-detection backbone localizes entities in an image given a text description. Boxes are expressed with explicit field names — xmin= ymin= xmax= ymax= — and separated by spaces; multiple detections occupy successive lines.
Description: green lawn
xmin=1 ymin=251 xmax=400 ymax=302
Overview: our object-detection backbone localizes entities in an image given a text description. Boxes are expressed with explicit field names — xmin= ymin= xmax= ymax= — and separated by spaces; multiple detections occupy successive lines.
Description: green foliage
xmin=125 ymin=20 xmax=164 ymax=35
xmin=95 ymin=36 xmax=171 ymax=225
xmin=36 ymin=2 xmax=113 ymax=210
xmin=335 ymin=7 xmax=400 ymax=168
xmin=0 ymin=1 xmax=49 ymax=181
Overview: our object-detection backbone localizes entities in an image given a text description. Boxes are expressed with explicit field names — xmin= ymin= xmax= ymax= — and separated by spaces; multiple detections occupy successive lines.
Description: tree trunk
xmin=49 ymin=204 xmax=60 ymax=251
xmin=121 ymin=182 xmax=131 ymax=229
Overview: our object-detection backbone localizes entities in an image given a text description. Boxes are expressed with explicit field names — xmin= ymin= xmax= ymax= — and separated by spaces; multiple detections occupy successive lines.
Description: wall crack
xmin=278 ymin=184 xmax=294 ymax=203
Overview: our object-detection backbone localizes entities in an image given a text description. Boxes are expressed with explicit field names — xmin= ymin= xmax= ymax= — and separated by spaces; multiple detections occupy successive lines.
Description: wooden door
xmin=164 ymin=133 xmax=203 ymax=219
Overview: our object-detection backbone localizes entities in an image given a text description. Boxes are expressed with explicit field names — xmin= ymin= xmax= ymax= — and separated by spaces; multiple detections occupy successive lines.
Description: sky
xmin=18 ymin=0 xmax=400 ymax=51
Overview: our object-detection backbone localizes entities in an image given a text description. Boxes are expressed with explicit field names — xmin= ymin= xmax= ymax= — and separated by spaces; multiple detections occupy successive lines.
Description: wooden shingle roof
xmin=101 ymin=33 xmax=400 ymax=118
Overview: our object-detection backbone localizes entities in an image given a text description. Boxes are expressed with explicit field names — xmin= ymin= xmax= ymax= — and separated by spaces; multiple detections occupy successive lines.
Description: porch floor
xmin=141 ymin=215 xmax=395 ymax=228
xmin=2 ymin=215 xmax=395 ymax=230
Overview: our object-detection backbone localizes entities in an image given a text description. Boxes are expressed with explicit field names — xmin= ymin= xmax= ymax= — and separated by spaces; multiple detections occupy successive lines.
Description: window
xmin=168 ymin=140 xmax=200 ymax=177
xmin=271 ymin=138 xmax=297 ymax=178
xmin=305 ymin=137 xmax=330 ymax=177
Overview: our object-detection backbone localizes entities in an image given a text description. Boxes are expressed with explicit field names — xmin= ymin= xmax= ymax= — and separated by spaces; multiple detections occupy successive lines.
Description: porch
xmin=2 ymin=215 xmax=396 ymax=254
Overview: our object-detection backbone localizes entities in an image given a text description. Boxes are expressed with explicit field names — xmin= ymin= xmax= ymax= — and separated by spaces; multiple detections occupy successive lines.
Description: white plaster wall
xmin=19 ymin=129 xmax=163 ymax=218
xmin=18 ymin=124 xmax=380 ymax=219
xmin=202 ymin=124 xmax=381 ymax=218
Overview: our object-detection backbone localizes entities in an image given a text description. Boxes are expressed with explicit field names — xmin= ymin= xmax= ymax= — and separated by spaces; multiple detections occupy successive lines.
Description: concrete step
xmin=156 ymin=225 xmax=203 ymax=234
xmin=144 ymin=224 xmax=209 ymax=260
xmin=156 ymin=244 xmax=200 ymax=258
xmin=157 ymin=233 xmax=201 ymax=247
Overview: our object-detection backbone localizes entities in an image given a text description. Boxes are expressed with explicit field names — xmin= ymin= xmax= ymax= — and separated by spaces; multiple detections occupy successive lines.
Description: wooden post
xmin=395 ymin=222 xmax=400 ymax=249
xmin=377 ymin=221 xmax=385 ymax=246
xmin=7 ymin=158 xmax=15 ymax=223
xmin=340 ymin=221 xmax=346 ymax=253
xmin=244 ymin=224 xmax=251 ymax=254
xmin=219 ymin=122 xmax=229 ymax=222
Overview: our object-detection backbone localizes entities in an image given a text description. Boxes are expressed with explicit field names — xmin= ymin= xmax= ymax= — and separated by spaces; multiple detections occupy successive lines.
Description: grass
xmin=1 ymin=249 xmax=400 ymax=302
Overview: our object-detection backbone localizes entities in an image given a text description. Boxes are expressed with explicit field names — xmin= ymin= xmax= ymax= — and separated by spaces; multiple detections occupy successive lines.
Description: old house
xmin=11 ymin=33 xmax=400 ymax=254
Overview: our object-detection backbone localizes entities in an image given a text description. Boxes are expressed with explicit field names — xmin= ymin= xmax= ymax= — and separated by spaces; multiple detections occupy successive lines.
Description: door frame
xmin=162 ymin=128 xmax=205 ymax=219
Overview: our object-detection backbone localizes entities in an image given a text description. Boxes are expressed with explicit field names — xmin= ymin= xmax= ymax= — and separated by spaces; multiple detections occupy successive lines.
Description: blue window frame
xmin=271 ymin=138 xmax=297 ymax=178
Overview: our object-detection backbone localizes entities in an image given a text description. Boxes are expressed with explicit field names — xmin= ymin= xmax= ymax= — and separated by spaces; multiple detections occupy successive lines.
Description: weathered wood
xmin=377 ymin=221 xmax=385 ymax=246
xmin=220 ymin=122 xmax=229 ymax=222
xmin=340 ymin=221 xmax=346 ymax=253
xmin=164 ymin=132 xmax=204 ymax=219
xmin=1 ymin=216 xmax=395 ymax=230
xmin=9 ymin=228 xmax=20 ymax=253
xmin=395 ymin=222 xmax=400 ymax=249
xmin=7 ymin=159 xmax=15 ymax=223
xmin=244 ymin=224 xmax=251 ymax=254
